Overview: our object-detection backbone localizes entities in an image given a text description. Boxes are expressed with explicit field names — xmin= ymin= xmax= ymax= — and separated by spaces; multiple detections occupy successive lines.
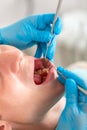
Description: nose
xmin=0 ymin=45 xmax=23 ymax=73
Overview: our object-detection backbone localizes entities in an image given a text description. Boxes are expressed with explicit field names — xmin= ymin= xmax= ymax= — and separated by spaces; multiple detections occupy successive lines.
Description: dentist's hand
xmin=0 ymin=14 xmax=62 ymax=61
xmin=57 ymin=66 xmax=87 ymax=104
xmin=56 ymin=79 xmax=87 ymax=130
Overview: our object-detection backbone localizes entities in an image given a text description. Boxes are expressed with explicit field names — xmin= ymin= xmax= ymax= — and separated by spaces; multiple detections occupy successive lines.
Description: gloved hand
xmin=56 ymin=79 xmax=87 ymax=130
xmin=57 ymin=66 xmax=87 ymax=104
xmin=0 ymin=14 xmax=62 ymax=61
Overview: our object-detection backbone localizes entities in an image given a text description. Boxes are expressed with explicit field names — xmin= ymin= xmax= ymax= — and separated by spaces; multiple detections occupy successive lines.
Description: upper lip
xmin=34 ymin=58 xmax=54 ymax=70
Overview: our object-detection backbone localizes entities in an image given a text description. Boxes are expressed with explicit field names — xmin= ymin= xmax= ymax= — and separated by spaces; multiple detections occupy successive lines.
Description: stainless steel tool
xmin=57 ymin=70 xmax=87 ymax=95
xmin=44 ymin=0 xmax=62 ymax=58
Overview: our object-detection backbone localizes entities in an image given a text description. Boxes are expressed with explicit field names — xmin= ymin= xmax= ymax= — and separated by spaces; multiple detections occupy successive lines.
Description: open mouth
xmin=34 ymin=58 xmax=54 ymax=85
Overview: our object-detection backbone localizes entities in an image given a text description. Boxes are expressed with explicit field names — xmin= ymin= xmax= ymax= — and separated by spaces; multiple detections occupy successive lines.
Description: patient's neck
xmin=12 ymin=97 xmax=65 ymax=130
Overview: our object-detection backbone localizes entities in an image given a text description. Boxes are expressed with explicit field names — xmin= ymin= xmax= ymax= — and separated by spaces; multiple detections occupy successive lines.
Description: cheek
xmin=17 ymin=66 xmax=34 ymax=87
xmin=0 ymin=80 xmax=30 ymax=120
xmin=0 ymin=56 xmax=19 ymax=73
xmin=0 ymin=75 xmax=29 ymax=105
xmin=17 ymin=70 xmax=33 ymax=87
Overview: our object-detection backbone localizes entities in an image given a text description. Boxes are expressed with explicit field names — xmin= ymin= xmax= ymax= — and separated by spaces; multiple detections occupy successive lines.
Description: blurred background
xmin=0 ymin=0 xmax=87 ymax=67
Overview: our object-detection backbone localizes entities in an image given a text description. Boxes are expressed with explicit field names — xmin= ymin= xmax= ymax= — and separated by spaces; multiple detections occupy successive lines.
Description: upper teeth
xmin=34 ymin=68 xmax=49 ymax=75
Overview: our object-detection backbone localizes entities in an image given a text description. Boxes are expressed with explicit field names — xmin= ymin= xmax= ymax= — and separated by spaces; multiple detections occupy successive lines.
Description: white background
xmin=0 ymin=0 xmax=87 ymax=27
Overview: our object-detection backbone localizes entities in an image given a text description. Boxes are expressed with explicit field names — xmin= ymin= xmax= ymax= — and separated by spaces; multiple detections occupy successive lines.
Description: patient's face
xmin=0 ymin=45 xmax=64 ymax=124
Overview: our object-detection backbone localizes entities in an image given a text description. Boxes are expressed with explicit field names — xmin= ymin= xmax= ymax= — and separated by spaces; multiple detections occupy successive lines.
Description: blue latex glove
xmin=0 ymin=14 xmax=62 ymax=61
xmin=57 ymin=66 xmax=87 ymax=104
xmin=56 ymin=79 xmax=87 ymax=130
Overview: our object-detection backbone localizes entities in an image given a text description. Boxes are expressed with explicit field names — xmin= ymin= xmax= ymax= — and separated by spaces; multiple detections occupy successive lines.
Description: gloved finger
xmin=53 ymin=17 xmax=62 ymax=34
xmin=32 ymin=28 xmax=52 ymax=43
xmin=43 ymin=17 xmax=62 ymax=35
xmin=43 ymin=14 xmax=62 ymax=30
xmin=36 ymin=14 xmax=55 ymax=29
xmin=41 ymin=13 xmax=56 ymax=25
xmin=40 ymin=42 xmax=47 ymax=57
xmin=65 ymin=79 xmax=78 ymax=106
xmin=37 ymin=14 xmax=62 ymax=35
xmin=35 ymin=41 xmax=55 ymax=62
xmin=57 ymin=66 xmax=86 ymax=90
xmin=58 ymin=69 xmax=87 ymax=104
xmin=34 ymin=44 xmax=43 ymax=58
xmin=58 ymin=75 xmax=87 ymax=106
xmin=46 ymin=36 xmax=56 ymax=62
xmin=42 ymin=16 xmax=62 ymax=35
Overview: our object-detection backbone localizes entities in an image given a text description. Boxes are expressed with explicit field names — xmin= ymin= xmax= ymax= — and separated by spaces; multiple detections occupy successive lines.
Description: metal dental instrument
xmin=57 ymin=70 xmax=87 ymax=95
xmin=44 ymin=0 xmax=62 ymax=58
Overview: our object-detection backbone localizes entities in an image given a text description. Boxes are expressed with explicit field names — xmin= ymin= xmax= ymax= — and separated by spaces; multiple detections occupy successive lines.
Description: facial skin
xmin=0 ymin=45 xmax=65 ymax=130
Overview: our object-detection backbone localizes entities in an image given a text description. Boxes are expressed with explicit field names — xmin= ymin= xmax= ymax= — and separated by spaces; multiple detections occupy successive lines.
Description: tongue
xmin=34 ymin=74 xmax=42 ymax=85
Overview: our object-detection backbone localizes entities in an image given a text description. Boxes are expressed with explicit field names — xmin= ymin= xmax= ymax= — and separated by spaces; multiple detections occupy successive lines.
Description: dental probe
xmin=57 ymin=70 xmax=87 ymax=95
xmin=44 ymin=0 xmax=62 ymax=58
